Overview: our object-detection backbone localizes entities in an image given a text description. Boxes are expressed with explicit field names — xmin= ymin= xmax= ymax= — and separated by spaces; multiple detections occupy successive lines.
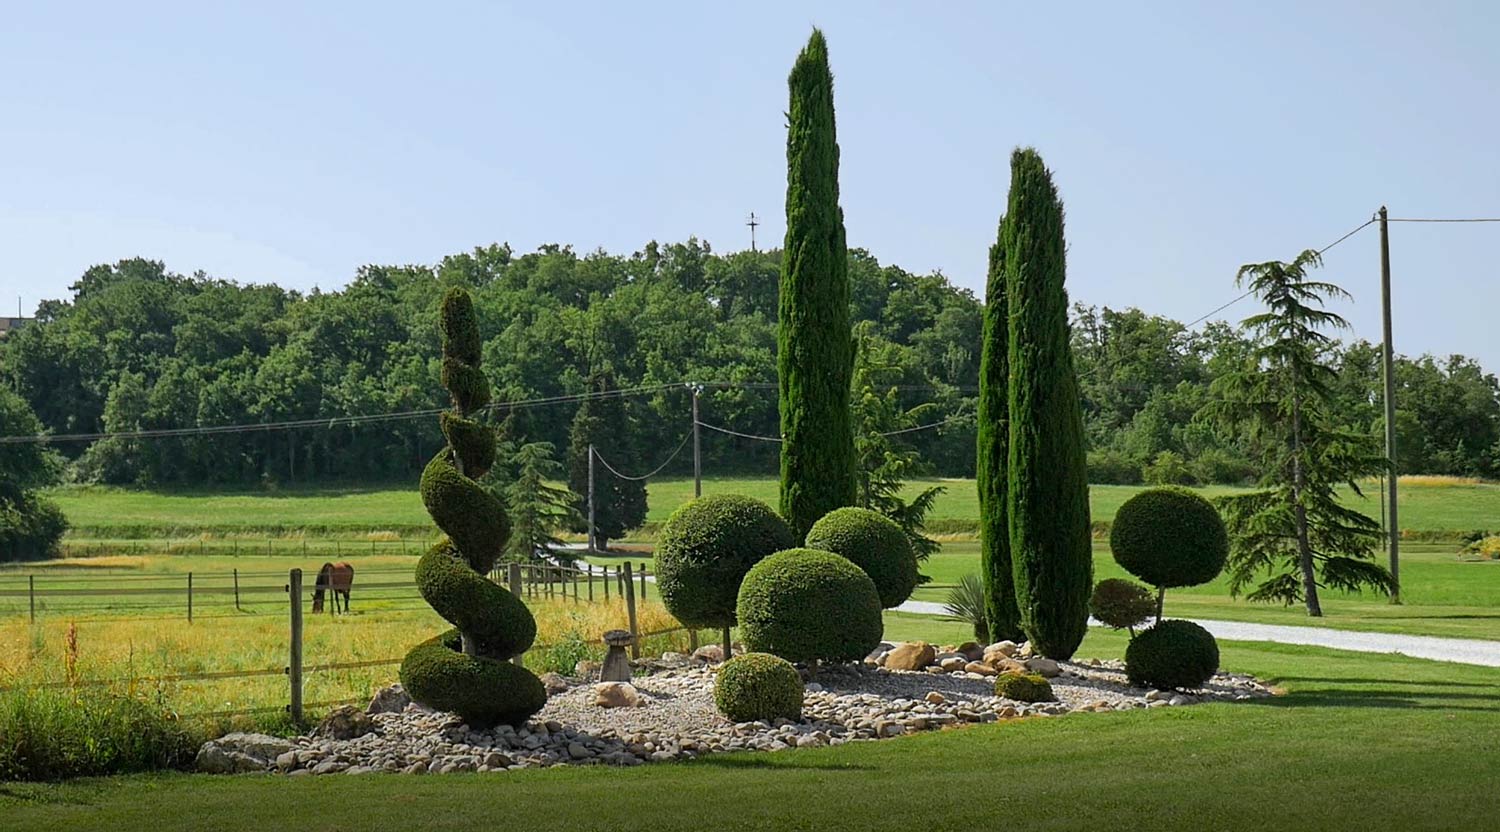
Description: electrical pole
xmin=747 ymin=212 xmax=759 ymax=252
xmin=587 ymin=443 xmax=597 ymax=553
xmin=1378 ymin=206 xmax=1400 ymax=604
xmin=691 ymin=385 xmax=703 ymax=498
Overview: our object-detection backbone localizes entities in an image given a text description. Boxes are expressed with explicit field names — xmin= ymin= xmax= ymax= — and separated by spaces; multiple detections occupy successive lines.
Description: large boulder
xmin=884 ymin=641 xmax=937 ymax=672
xmin=315 ymin=705 xmax=376 ymax=740
xmin=594 ymin=682 xmax=644 ymax=708
xmin=982 ymin=641 xmax=1019 ymax=665
xmin=366 ymin=683 xmax=411 ymax=715
xmin=195 ymin=732 xmax=295 ymax=774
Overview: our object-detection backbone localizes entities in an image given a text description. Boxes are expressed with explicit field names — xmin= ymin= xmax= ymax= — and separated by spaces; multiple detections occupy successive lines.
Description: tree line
xmin=2 ymin=246 xmax=1498 ymax=490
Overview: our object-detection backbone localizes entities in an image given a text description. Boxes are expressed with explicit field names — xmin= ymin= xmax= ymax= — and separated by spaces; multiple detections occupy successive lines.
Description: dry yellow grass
xmin=0 ymin=597 xmax=690 ymax=735
xmin=1396 ymin=475 xmax=1485 ymax=488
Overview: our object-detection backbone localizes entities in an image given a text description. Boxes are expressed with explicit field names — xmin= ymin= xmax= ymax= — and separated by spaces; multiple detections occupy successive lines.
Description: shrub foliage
xmin=714 ymin=652 xmax=805 ymax=722
xmin=1125 ymin=619 xmax=1220 ymax=690
xmin=1089 ymin=578 xmax=1156 ymax=632
xmin=1110 ymin=486 xmax=1229 ymax=589
xmin=804 ymin=506 xmax=919 ymax=608
xmin=977 ymin=211 xmax=1023 ymax=642
xmin=656 ymin=494 xmax=796 ymax=632
xmin=400 ymin=288 xmax=546 ymax=728
xmin=0 ymin=689 xmax=195 ymax=781
xmin=993 ymin=671 xmax=1056 ymax=703
xmin=737 ymin=548 xmax=883 ymax=664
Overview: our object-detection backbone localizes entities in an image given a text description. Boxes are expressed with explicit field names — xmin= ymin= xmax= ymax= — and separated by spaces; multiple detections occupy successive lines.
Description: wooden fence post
xmin=187 ymin=572 xmax=194 ymax=623
xmin=623 ymin=563 xmax=639 ymax=659
xmin=233 ymin=568 xmax=241 ymax=612
xmin=689 ymin=628 xmax=698 ymax=650
xmin=639 ymin=562 xmax=647 ymax=600
xmin=587 ymin=564 xmax=594 ymax=602
xmin=29 ymin=575 xmax=35 ymax=623
xmin=603 ymin=564 xmax=610 ymax=600
xmin=288 ymin=568 xmax=304 ymax=723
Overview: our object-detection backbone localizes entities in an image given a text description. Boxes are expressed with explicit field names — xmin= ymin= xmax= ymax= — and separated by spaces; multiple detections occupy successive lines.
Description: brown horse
xmin=312 ymin=562 xmax=355 ymax=614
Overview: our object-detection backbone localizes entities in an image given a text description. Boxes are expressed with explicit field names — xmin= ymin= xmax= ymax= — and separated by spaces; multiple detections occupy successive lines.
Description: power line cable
xmin=591 ymin=432 xmax=693 ymax=481
xmin=1386 ymin=217 xmax=1500 ymax=223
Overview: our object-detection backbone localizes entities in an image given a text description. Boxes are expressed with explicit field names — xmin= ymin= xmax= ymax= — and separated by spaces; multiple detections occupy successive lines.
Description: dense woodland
xmin=2 ymin=242 xmax=1498 ymax=488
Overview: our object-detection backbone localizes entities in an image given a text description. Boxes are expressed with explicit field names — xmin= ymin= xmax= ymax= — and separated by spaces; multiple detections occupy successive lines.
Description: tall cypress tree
xmin=1004 ymin=148 xmax=1092 ymax=659
xmin=778 ymin=28 xmax=855 ymax=537
xmin=977 ymin=214 xmax=1023 ymax=642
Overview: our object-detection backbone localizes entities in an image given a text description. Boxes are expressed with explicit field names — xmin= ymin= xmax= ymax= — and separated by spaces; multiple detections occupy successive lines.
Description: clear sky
xmin=3 ymin=2 xmax=1497 ymax=366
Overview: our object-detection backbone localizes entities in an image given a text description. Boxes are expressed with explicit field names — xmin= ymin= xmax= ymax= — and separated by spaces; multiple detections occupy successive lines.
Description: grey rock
xmin=366 ymin=683 xmax=412 ymax=715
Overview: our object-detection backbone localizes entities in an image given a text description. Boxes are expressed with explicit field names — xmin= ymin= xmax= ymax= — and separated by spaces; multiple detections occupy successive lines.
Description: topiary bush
xmin=993 ymin=671 xmax=1055 ymax=703
xmin=804 ymin=506 xmax=920 ymax=608
xmin=714 ymin=652 xmax=805 ymax=722
xmin=736 ymin=548 xmax=883 ymax=664
xmin=655 ymin=494 xmax=796 ymax=659
xmin=400 ymin=288 xmax=546 ymax=729
xmin=1089 ymin=578 xmax=1156 ymax=633
xmin=1110 ymin=486 xmax=1229 ymax=590
xmin=1126 ymin=619 xmax=1220 ymax=690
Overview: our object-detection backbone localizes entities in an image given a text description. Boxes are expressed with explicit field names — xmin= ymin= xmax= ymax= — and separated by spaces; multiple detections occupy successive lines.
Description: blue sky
xmin=3 ymin=2 xmax=1497 ymax=366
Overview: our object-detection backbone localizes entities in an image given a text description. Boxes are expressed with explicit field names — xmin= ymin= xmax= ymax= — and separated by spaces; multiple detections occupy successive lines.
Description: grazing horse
xmin=312 ymin=562 xmax=355 ymax=614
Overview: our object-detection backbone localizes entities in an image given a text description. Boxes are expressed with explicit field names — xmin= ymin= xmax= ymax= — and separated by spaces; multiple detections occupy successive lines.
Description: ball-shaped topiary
xmin=1089 ymin=578 xmax=1156 ymax=632
xmin=804 ymin=507 xmax=920 ymax=608
xmin=714 ymin=652 xmax=805 ymax=722
xmin=993 ymin=671 xmax=1055 ymax=703
xmin=399 ymin=288 xmax=546 ymax=729
xmin=655 ymin=495 xmax=797 ymax=638
xmin=1125 ymin=619 xmax=1220 ymax=690
xmin=736 ymin=548 xmax=884 ymax=664
xmin=1110 ymin=486 xmax=1229 ymax=589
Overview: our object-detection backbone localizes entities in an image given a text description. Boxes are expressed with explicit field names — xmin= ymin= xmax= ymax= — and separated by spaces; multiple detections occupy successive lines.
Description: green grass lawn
xmin=5 ymin=625 xmax=1497 ymax=832
xmin=914 ymin=542 xmax=1500 ymax=641
xmin=44 ymin=476 xmax=1500 ymax=537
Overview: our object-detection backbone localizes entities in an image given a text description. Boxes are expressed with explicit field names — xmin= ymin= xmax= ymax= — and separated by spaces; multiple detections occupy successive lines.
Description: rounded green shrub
xmin=736 ymin=548 xmax=883 ymax=664
xmin=993 ymin=671 xmax=1055 ymax=703
xmin=804 ymin=507 xmax=919 ymax=608
xmin=1126 ymin=619 xmax=1220 ymax=690
xmin=713 ymin=652 xmax=804 ymax=722
xmin=400 ymin=288 xmax=545 ymax=729
xmin=1110 ymin=486 xmax=1228 ymax=589
xmin=1089 ymin=578 xmax=1156 ymax=632
xmin=655 ymin=494 xmax=796 ymax=630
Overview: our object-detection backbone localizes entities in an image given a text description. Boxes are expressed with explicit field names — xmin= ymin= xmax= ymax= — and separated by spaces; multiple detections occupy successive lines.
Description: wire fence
xmin=0 ymin=560 xmax=697 ymax=724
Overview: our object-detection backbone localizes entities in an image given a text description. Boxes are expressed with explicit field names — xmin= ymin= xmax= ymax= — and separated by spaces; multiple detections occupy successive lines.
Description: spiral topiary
xmin=399 ymin=288 xmax=546 ymax=728
xmin=1110 ymin=486 xmax=1229 ymax=590
xmin=714 ymin=652 xmax=805 ymax=722
xmin=804 ymin=507 xmax=920 ymax=608
xmin=736 ymin=548 xmax=884 ymax=664
xmin=655 ymin=494 xmax=796 ymax=660
xmin=1125 ymin=619 xmax=1220 ymax=690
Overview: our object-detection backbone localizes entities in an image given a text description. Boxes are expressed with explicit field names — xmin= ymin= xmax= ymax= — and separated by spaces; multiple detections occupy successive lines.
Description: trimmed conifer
xmin=977 ymin=214 xmax=1023 ymax=642
xmin=1004 ymin=148 xmax=1092 ymax=660
xmin=778 ymin=28 xmax=856 ymax=537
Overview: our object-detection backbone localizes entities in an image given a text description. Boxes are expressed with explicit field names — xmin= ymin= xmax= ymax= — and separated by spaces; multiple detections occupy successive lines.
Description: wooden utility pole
xmin=1378 ymin=206 xmax=1400 ymax=603
xmin=587 ymin=443 xmax=597 ymax=552
xmin=691 ymin=385 xmax=703 ymax=499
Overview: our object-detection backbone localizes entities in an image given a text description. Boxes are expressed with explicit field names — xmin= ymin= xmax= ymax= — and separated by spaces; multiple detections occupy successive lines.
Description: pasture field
xmin=5 ymin=626 xmax=1499 ymax=832
xmin=910 ymin=543 xmax=1500 ymax=641
xmin=44 ymin=475 xmax=1500 ymax=539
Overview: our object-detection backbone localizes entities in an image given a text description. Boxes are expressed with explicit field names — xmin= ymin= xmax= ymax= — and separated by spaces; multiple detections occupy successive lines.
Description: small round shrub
xmin=714 ymin=652 xmax=804 ymax=722
xmin=655 ymin=494 xmax=797 ymax=630
xmin=1110 ymin=486 xmax=1229 ymax=589
xmin=804 ymin=507 xmax=920 ymax=608
xmin=1089 ymin=578 xmax=1156 ymax=631
xmin=736 ymin=548 xmax=884 ymax=664
xmin=993 ymin=672 xmax=1055 ymax=703
xmin=1126 ymin=619 xmax=1220 ymax=690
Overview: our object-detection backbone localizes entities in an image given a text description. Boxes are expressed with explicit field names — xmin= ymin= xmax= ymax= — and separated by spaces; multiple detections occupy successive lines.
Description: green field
xmin=5 ymin=625 xmax=1498 ymax=832
xmin=44 ymin=476 xmax=1500 ymax=538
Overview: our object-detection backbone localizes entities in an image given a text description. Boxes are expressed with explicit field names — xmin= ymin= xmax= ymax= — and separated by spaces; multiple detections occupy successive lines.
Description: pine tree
xmin=1204 ymin=251 xmax=1393 ymax=615
xmin=977 ymin=213 xmax=1024 ymax=642
xmin=1004 ymin=148 xmax=1092 ymax=659
xmin=567 ymin=372 xmax=647 ymax=550
xmin=505 ymin=441 xmax=582 ymax=565
xmin=778 ymin=28 xmax=856 ymax=537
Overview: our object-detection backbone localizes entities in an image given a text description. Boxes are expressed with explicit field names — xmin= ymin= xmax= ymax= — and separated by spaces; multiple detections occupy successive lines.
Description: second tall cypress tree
xmin=778 ymin=29 xmax=855 ymax=537
xmin=977 ymin=214 xmax=1023 ymax=642
xmin=1004 ymin=148 xmax=1092 ymax=659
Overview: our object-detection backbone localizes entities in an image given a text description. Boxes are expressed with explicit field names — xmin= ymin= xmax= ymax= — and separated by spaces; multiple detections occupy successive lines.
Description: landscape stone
xmin=594 ymin=681 xmax=643 ymax=708
xmin=884 ymin=642 xmax=937 ymax=671
xmin=366 ymin=683 xmax=411 ymax=715
xmin=315 ymin=705 xmax=377 ymax=740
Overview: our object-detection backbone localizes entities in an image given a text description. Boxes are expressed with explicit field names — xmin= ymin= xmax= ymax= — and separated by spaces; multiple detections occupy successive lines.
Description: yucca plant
xmin=944 ymin=574 xmax=989 ymax=642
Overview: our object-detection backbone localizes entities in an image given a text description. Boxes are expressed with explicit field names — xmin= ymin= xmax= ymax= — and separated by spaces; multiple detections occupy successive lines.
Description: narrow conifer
xmin=977 ymin=214 xmax=1023 ymax=642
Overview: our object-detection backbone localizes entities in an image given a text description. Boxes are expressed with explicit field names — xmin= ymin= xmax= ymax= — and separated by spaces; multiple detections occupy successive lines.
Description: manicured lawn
xmin=5 ymin=628 xmax=1497 ymax=831
xmin=44 ymin=476 xmax=1500 ymax=537
xmin=915 ymin=543 xmax=1500 ymax=641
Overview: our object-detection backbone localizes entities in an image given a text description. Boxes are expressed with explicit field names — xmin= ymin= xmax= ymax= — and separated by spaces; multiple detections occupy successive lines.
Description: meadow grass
xmin=45 ymin=476 xmax=1500 ymax=539
xmin=4 ymin=626 xmax=1498 ymax=831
